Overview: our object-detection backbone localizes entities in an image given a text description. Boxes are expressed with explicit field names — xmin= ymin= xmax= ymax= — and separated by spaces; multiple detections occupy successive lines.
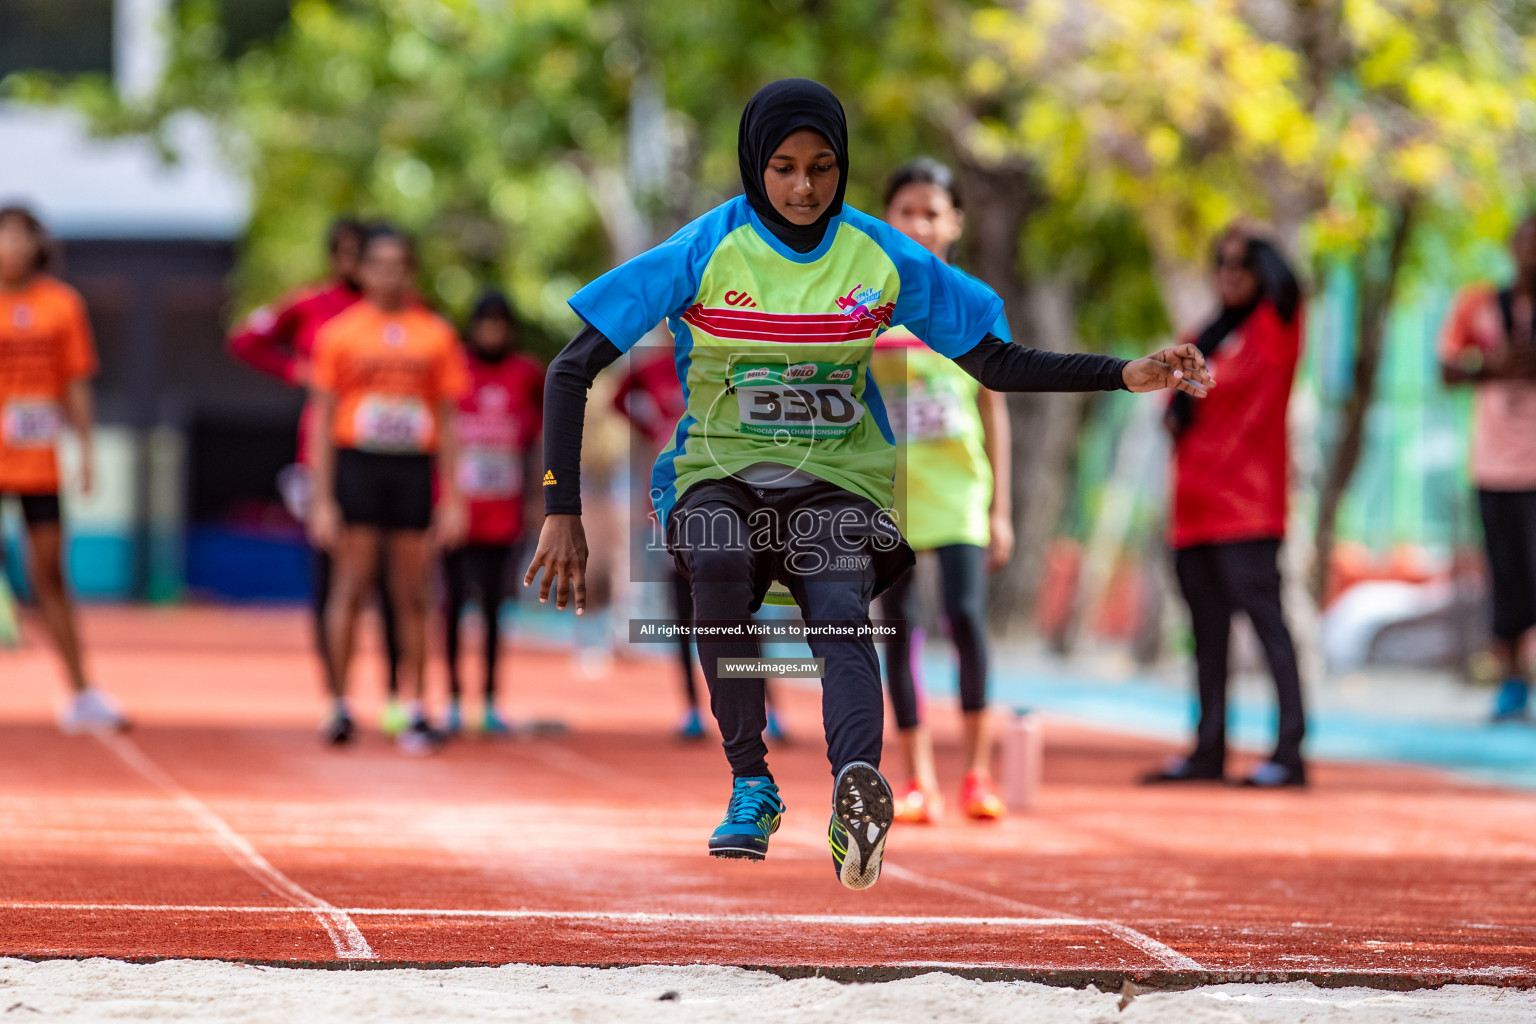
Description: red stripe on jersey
xmin=680 ymin=303 xmax=895 ymax=344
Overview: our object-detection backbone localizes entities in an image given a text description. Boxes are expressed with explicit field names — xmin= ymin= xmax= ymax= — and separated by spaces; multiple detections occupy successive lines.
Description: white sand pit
xmin=3 ymin=958 xmax=1534 ymax=1023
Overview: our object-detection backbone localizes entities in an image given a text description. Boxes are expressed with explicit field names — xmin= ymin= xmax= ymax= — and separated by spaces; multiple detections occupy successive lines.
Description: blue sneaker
xmin=765 ymin=709 xmax=787 ymax=743
xmin=444 ymin=701 xmax=464 ymax=737
xmin=1239 ymin=761 xmax=1307 ymax=788
xmin=708 ymin=776 xmax=784 ymax=860
xmin=1493 ymin=679 xmax=1530 ymax=723
xmin=677 ymin=708 xmax=706 ymax=741
xmin=482 ymin=705 xmax=514 ymax=737
xmin=828 ymin=761 xmax=893 ymax=891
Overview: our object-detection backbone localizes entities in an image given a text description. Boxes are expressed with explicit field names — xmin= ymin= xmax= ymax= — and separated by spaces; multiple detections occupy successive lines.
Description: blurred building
xmin=2 ymin=0 xmax=307 ymax=601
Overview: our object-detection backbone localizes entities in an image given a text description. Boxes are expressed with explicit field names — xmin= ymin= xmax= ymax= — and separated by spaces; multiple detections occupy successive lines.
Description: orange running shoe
xmin=960 ymin=770 xmax=1006 ymax=821
xmin=894 ymin=780 xmax=944 ymax=824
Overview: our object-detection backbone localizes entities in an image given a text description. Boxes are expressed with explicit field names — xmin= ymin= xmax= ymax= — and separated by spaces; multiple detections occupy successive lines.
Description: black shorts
xmin=1478 ymin=488 xmax=1536 ymax=641
xmin=666 ymin=475 xmax=914 ymax=609
xmin=3 ymin=492 xmax=61 ymax=526
xmin=335 ymin=449 xmax=434 ymax=532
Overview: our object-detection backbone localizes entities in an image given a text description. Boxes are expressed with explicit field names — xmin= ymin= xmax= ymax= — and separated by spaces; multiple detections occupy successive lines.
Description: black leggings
xmin=673 ymin=500 xmax=883 ymax=779
xmin=1174 ymin=538 xmax=1305 ymax=772
xmin=313 ymin=546 xmax=400 ymax=694
xmin=670 ymin=567 xmax=700 ymax=708
xmin=879 ymin=543 xmax=989 ymax=731
xmin=671 ymin=566 xmax=783 ymax=714
xmin=443 ymin=543 xmax=514 ymax=701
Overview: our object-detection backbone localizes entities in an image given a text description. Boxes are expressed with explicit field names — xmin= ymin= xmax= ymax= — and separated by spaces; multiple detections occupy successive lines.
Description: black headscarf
xmin=738 ymin=78 xmax=848 ymax=254
xmin=1169 ymin=234 xmax=1300 ymax=437
xmin=464 ymin=288 xmax=518 ymax=365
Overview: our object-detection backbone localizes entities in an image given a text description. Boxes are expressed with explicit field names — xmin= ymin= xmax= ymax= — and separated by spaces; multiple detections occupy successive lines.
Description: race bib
xmin=731 ymin=362 xmax=865 ymax=440
xmin=898 ymin=384 xmax=966 ymax=442
xmin=354 ymin=395 xmax=431 ymax=453
xmin=2 ymin=399 xmax=62 ymax=449
xmin=459 ymin=446 xmax=519 ymax=499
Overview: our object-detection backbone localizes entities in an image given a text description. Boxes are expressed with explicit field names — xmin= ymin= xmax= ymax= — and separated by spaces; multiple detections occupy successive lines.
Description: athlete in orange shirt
xmin=308 ymin=226 xmax=468 ymax=753
xmin=0 ymin=206 xmax=126 ymax=732
xmin=227 ymin=219 xmax=410 ymax=736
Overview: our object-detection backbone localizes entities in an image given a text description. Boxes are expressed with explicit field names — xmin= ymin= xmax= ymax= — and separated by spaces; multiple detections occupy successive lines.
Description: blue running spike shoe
xmin=677 ymin=708 xmax=706 ymax=740
xmin=765 ymin=709 xmax=787 ymax=743
xmin=828 ymin=761 xmax=893 ymax=891
xmin=444 ymin=700 xmax=464 ymax=737
xmin=482 ymin=705 xmax=514 ymax=737
xmin=1492 ymin=678 xmax=1530 ymax=723
xmin=708 ymin=776 xmax=785 ymax=860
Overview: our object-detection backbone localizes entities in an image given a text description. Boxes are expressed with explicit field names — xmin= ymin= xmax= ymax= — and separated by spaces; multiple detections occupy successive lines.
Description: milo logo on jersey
xmin=727 ymin=361 xmax=867 ymax=439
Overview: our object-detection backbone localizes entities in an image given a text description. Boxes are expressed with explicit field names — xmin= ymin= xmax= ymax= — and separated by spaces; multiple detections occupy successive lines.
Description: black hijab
xmin=464 ymin=288 xmax=517 ymax=365
xmin=1169 ymin=234 xmax=1300 ymax=437
xmin=738 ymin=78 xmax=848 ymax=254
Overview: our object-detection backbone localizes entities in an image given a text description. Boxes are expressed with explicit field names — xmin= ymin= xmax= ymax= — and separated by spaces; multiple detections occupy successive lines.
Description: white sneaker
xmin=396 ymin=720 xmax=443 ymax=757
xmin=58 ymin=689 xmax=129 ymax=735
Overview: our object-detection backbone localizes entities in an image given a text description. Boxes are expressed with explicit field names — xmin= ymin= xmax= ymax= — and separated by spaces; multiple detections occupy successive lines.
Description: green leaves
xmin=14 ymin=0 xmax=1535 ymax=349
xmin=969 ymin=0 xmax=1536 ymax=290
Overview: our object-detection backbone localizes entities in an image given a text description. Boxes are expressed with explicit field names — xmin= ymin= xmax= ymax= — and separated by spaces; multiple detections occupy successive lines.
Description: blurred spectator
xmin=227 ymin=219 xmax=409 ymax=733
xmin=871 ymin=157 xmax=1014 ymax=823
xmin=1145 ymin=223 xmax=1307 ymax=788
xmin=0 ymin=205 xmax=127 ymax=732
xmin=441 ymin=290 xmax=543 ymax=737
xmin=306 ymin=225 xmax=469 ymax=754
xmin=1439 ymin=212 xmax=1536 ymax=722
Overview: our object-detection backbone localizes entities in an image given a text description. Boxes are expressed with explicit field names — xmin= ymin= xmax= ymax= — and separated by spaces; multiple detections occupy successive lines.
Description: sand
xmin=3 ymin=959 xmax=1534 ymax=1023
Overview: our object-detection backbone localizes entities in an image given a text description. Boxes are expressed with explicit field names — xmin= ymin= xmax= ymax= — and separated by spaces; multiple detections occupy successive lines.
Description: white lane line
xmin=883 ymin=863 xmax=1203 ymax=971
xmin=94 ymin=734 xmax=374 ymax=960
xmin=0 ymin=902 xmax=1087 ymax=928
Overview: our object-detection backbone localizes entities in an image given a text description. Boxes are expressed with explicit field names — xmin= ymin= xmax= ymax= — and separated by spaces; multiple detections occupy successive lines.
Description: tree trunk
xmin=1311 ymin=196 xmax=1419 ymax=604
xmin=1003 ymin=276 xmax=1091 ymax=636
xmin=953 ymin=157 xmax=1079 ymax=636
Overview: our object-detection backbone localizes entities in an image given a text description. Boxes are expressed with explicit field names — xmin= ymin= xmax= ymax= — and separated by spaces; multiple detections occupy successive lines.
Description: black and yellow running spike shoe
xmin=828 ymin=761 xmax=893 ymax=890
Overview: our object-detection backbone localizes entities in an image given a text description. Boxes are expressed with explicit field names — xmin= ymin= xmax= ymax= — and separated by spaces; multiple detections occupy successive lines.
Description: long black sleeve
xmin=953 ymin=332 xmax=1128 ymax=393
xmin=542 ymin=323 xmax=623 ymax=516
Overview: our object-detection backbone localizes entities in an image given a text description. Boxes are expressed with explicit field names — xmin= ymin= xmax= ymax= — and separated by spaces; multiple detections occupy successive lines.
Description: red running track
xmin=2 ymin=606 xmax=1534 ymax=989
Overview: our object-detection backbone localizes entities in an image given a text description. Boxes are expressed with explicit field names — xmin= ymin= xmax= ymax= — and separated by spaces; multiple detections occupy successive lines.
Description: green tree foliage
xmin=970 ymin=0 xmax=1536 ymax=276
xmin=6 ymin=0 xmax=1004 ymax=354
xmin=965 ymin=0 xmax=1536 ymax=600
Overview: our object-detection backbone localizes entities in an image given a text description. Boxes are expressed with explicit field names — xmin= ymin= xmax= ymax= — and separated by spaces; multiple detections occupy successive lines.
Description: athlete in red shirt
xmin=442 ymin=291 xmax=544 ymax=736
xmin=227 ymin=220 xmax=366 ymax=389
xmin=1147 ymin=223 xmax=1306 ymax=788
xmin=226 ymin=220 xmax=406 ymax=730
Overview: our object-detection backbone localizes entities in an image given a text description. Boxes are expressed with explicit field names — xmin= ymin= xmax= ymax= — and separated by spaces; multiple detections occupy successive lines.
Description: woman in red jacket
xmin=1146 ymin=224 xmax=1307 ymax=788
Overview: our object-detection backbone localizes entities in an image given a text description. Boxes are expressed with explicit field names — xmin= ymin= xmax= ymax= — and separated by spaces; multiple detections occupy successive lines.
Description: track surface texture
xmin=2 ymin=607 xmax=1534 ymax=993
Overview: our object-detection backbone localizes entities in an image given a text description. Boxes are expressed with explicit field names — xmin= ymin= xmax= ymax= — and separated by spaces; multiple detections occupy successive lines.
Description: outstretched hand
xmin=523 ymin=513 xmax=589 ymax=614
xmin=1122 ymin=343 xmax=1215 ymax=397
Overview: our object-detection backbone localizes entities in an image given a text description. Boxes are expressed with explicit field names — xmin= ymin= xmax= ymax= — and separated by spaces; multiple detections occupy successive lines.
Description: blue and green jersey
xmin=568 ymin=195 xmax=1002 ymax=530
xmin=870 ymin=278 xmax=1009 ymax=551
